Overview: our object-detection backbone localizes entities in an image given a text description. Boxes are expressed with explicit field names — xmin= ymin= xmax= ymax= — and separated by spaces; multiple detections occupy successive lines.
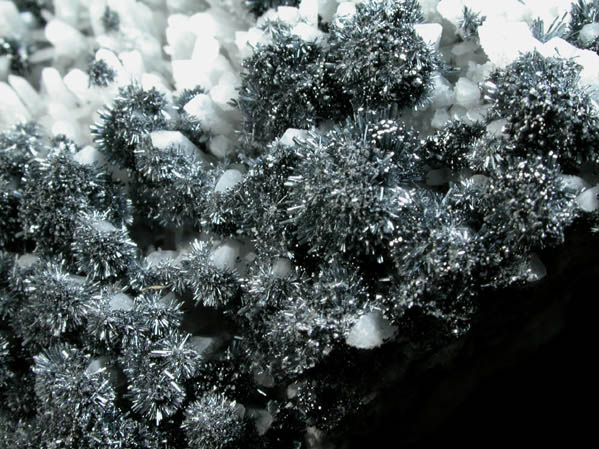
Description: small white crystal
xmin=183 ymin=94 xmax=233 ymax=135
xmin=63 ymin=69 xmax=90 ymax=103
xmin=165 ymin=15 xmax=196 ymax=59
xmin=210 ymin=83 xmax=238 ymax=112
xmin=0 ymin=81 xmax=30 ymax=127
xmin=574 ymin=49 xmax=599 ymax=91
xmin=420 ymin=0 xmax=442 ymax=20
xmin=486 ymin=119 xmax=507 ymax=136
xmin=74 ymin=145 xmax=104 ymax=166
xmin=54 ymin=0 xmax=82 ymax=27
xmin=299 ymin=0 xmax=319 ymax=24
xmin=208 ymin=135 xmax=233 ymax=159
xmin=273 ymin=6 xmax=301 ymax=25
xmin=465 ymin=104 xmax=490 ymax=123
xmin=191 ymin=36 xmax=220 ymax=64
xmin=414 ymin=23 xmax=443 ymax=49
xmin=16 ymin=254 xmax=39 ymax=268
xmin=430 ymin=74 xmax=455 ymax=108
xmin=145 ymin=249 xmax=179 ymax=266
xmin=254 ymin=410 xmax=274 ymax=436
xmin=0 ymin=1 xmax=26 ymax=37
xmin=188 ymin=12 xmax=220 ymax=38
xmin=215 ymin=169 xmax=244 ymax=193
xmin=272 ymin=258 xmax=292 ymax=278
xmin=40 ymin=67 xmax=78 ymax=108
xmin=141 ymin=73 xmax=172 ymax=99
xmin=291 ymin=22 xmax=324 ymax=42
xmin=8 ymin=75 xmax=45 ymax=117
xmin=279 ymin=128 xmax=310 ymax=146
xmin=119 ymin=50 xmax=145 ymax=79
xmin=208 ymin=55 xmax=237 ymax=89
xmin=346 ymin=310 xmax=397 ymax=349
xmin=85 ymin=358 xmax=107 ymax=376
xmin=539 ymin=37 xmax=578 ymax=59
xmin=172 ymin=59 xmax=211 ymax=90
xmin=560 ymin=175 xmax=589 ymax=192
xmin=579 ymin=23 xmax=599 ymax=46
xmin=455 ymin=77 xmax=480 ymax=107
xmin=95 ymin=48 xmax=127 ymax=84
xmin=527 ymin=253 xmax=547 ymax=282
xmin=466 ymin=61 xmax=494 ymax=83
xmin=576 ymin=186 xmax=599 ymax=212
xmin=317 ymin=0 xmax=338 ymax=23
xmin=150 ymin=130 xmax=201 ymax=159
xmin=210 ymin=241 xmax=241 ymax=270
xmin=188 ymin=336 xmax=217 ymax=355
xmin=449 ymin=104 xmax=468 ymax=121
xmin=336 ymin=2 xmax=356 ymax=20
xmin=478 ymin=20 xmax=541 ymax=68
xmin=436 ymin=0 xmax=466 ymax=27
xmin=45 ymin=19 xmax=86 ymax=57
xmin=109 ymin=293 xmax=135 ymax=312
xmin=431 ymin=108 xmax=450 ymax=129
xmin=51 ymin=120 xmax=80 ymax=141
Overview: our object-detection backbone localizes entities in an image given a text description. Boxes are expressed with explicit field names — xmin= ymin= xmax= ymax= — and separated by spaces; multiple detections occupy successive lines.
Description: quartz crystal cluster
xmin=1 ymin=0 xmax=599 ymax=448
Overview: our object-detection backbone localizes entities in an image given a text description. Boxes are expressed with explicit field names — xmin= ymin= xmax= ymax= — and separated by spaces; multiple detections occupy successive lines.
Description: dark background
xmin=342 ymin=225 xmax=598 ymax=448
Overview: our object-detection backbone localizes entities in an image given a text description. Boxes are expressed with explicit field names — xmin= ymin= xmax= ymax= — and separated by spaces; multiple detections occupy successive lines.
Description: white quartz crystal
xmin=210 ymin=83 xmax=238 ymax=112
xmin=335 ymin=2 xmax=356 ymax=23
xmin=0 ymin=82 xmax=30 ymax=127
xmin=108 ymin=293 xmax=135 ymax=311
xmin=576 ymin=186 xmax=599 ymax=212
xmin=150 ymin=130 xmax=201 ymax=159
xmin=292 ymin=22 xmax=325 ymax=42
xmin=346 ymin=310 xmax=397 ymax=349
xmin=527 ymin=253 xmax=547 ymax=282
xmin=183 ymin=94 xmax=233 ymax=135
xmin=299 ymin=0 xmax=319 ymax=24
xmin=63 ymin=69 xmax=91 ymax=103
xmin=145 ymin=249 xmax=180 ymax=266
xmin=172 ymin=59 xmax=211 ymax=90
xmin=51 ymin=120 xmax=80 ymax=141
xmin=486 ymin=119 xmax=508 ymax=136
xmin=272 ymin=258 xmax=292 ymax=278
xmin=191 ymin=35 xmax=220 ymax=65
xmin=560 ymin=175 xmax=590 ymax=192
xmin=280 ymin=128 xmax=310 ymax=146
xmin=8 ymin=75 xmax=45 ymax=117
xmin=40 ymin=67 xmax=79 ymax=108
xmin=414 ymin=23 xmax=443 ymax=49
xmin=431 ymin=108 xmax=450 ymax=129
xmin=208 ymin=135 xmax=233 ymax=159
xmin=478 ymin=19 xmax=541 ymax=68
xmin=579 ymin=23 xmax=599 ymax=46
xmin=430 ymin=74 xmax=455 ymax=108
xmin=74 ymin=145 xmax=105 ymax=166
xmin=45 ymin=19 xmax=87 ymax=57
xmin=210 ymin=241 xmax=242 ymax=270
xmin=317 ymin=0 xmax=338 ymax=23
xmin=215 ymin=169 xmax=244 ymax=193
xmin=54 ymin=0 xmax=83 ymax=27
xmin=454 ymin=77 xmax=480 ymax=107
xmin=0 ymin=1 xmax=26 ymax=38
